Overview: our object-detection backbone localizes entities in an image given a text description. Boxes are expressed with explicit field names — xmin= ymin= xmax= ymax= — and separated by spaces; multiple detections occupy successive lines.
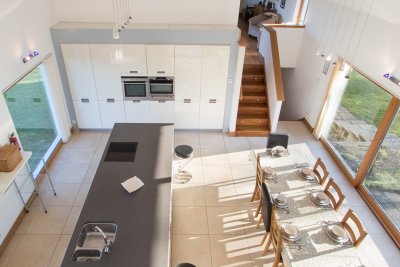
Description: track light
xmin=22 ymin=51 xmax=39 ymax=63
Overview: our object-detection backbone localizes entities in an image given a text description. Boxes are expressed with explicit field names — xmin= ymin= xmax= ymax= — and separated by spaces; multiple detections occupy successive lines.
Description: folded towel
xmin=121 ymin=176 xmax=144 ymax=193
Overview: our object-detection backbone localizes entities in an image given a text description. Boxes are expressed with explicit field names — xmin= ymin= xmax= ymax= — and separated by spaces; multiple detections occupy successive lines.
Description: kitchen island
xmin=61 ymin=123 xmax=174 ymax=267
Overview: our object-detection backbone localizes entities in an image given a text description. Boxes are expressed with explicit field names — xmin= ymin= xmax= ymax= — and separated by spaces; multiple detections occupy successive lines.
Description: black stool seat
xmin=176 ymin=263 xmax=196 ymax=267
xmin=175 ymin=145 xmax=193 ymax=158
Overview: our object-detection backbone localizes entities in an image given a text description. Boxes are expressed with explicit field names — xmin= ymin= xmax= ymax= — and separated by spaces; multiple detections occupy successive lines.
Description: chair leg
xmin=272 ymin=253 xmax=281 ymax=267
xmin=260 ymin=232 xmax=268 ymax=245
xmin=250 ymin=184 xmax=259 ymax=202
xmin=255 ymin=201 xmax=262 ymax=217
xmin=256 ymin=216 xmax=263 ymax=229
xmin=263 ymin=235 xmax=273 ymax=256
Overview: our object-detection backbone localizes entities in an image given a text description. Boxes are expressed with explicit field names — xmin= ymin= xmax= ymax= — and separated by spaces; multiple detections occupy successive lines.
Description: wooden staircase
xmin=235 ymin=62 xmax=270 ymax=137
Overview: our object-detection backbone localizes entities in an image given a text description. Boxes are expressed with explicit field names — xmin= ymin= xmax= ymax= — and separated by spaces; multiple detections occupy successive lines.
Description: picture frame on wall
xmin=280 ymin=0 xmax=286 ymax=9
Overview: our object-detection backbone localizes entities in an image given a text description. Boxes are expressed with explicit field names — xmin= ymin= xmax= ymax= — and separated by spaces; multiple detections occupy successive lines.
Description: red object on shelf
xmin=9 ymin=132 xmax=21 ymax=150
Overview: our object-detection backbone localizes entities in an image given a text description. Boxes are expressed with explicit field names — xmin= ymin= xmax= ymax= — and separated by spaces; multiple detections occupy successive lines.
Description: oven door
xmin=123 ymin=80 xmax=149 ymax=100
xmin=149 ymin=77 xmax=174 ymax=99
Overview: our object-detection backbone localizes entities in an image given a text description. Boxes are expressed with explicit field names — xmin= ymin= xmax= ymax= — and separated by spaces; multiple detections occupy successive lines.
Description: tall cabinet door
xmin=174 ymin=45 xmax=202 ymax=129
xmin=90 ymin=44 xmax=123 ymax=101
xmin=61 ymin=44 xmax=98 ymax=101
xmin=146 ymin=45 xmax=175 ymax=76
xmin=72 ymin=100 xmax=102 ymax=129
xmin=199 ymin=46 xmax=230 ymax=129
xmin=98 ymin=100 xmax=125 ymax=129
xmin=124 ymin=100 xmax=150 ymax=123
xmin=118 ymin=44 xmax=148 ymax=76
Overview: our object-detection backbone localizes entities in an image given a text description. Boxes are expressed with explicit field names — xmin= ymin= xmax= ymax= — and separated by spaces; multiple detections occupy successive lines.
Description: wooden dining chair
xmin=313 ymin=157 xmax=329 ymax=185
xmin=263 ymin=209 xmax=284 ymax=267
xmin=324 ymin=178 xmax=345 ymax=211
xmin=341 ymin=209 xmax=368 ymax=247
xmin=266 ymin=133 xmax=289 ymax=149
xmin=251 ymin=155 xmax=265 ymax=215
xmin=257 ymin=183 xmax=273 ymax=241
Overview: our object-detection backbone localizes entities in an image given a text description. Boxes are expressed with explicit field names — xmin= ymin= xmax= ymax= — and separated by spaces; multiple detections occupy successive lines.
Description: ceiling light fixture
xmin=112 ymin=0 xmax=132 ymax=39
xmin=22 ymin=51 xmax=39 ymax=63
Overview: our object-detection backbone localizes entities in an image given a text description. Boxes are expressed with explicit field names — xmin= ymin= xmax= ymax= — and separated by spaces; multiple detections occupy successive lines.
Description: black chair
xmin=266 ymin=133 xmax=289 ymax=149
xmin=257 ymin=183 xmax=273 ymax=246
xmin=176 ymin=263 xmax=196 ymax=267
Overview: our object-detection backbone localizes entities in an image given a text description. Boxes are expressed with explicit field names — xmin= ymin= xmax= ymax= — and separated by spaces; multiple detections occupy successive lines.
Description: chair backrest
xmin=261 ymin=183 xmax=273 ymax=232
xmin=323 ymin=178 xmax=345 ymax=211
xmin=269 ymin=209 xmax=284 ymax=267
xmin=341 ymin=209 xmax=367 ymax=247
xmin=256 ymin=155 xmax=265 ymax=189
xmin=266 ymin=133 xmax=289 ymax=149
xmin=313 ymin=157 xmax=329 ymax=185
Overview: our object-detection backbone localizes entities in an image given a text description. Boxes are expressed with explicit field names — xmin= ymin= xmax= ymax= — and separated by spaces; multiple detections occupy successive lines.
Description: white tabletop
xmin=0 ymin=151 xmax=32 ymax=195
xmin=257 ymin=144 xmax=363 ymax=267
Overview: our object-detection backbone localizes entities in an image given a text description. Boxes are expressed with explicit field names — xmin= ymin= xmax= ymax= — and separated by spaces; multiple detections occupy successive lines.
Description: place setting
xmin=267 ymin=145 xmax=290 ymax=157
xmin=281 ymin=223 xmax=304 ymax=250
xmin=319 ymin=221 xmax=354 ymax=248
xmin=263 ymin=166 xmax=278 ymax=183
xmin=310 ymin=191 xmax=333 ymax=210
xmin=272 ymin=193 xmax=290 ymax=214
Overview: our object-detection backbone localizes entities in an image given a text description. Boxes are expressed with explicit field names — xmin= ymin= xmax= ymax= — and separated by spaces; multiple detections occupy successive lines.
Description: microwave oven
xmin=121 ymin=77 xmax=149 ymax=100
xmin=149 ymin=77 xmax=174 ymax=100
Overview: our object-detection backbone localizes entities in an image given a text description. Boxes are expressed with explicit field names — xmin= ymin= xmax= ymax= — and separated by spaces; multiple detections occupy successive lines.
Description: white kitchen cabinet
xmin=175 ymin=45 xmax=202 ymax=100
xmin=73 ymin=100 xmax=102 ymax=129
xmin=61 ymin=44 xmax=98 ymax=101
xmin=124 ymin=100 xmax=150 ymax=123
xmin=146 ymin=45 xmax=174 ymax=76
xmin=199 ymin=97 xmax=225 ymax=129
xmin=174 ymin=99 xmax=200 ymax=129
xmin=201 ymin=46 xmax=230 ymax=99
xmin=98 ymin=100 xmax=125 ymax=129
xmin=90 ymin=44 xmax=123 ymax=101
xmin=118 ymin=44 xmax=148 ymax=76
xmin=149 ymin=100 xmax=174 ymax=123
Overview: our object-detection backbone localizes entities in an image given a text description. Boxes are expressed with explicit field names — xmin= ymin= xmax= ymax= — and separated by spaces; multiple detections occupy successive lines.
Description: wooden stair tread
xmin=235 ymin=125 xmax=270 ymax=137
xmin=237 ymin=114 xmax=268 ymax=119
xmin=238 ymin=103 xmax=268 ymax=108
xmin=242 ymin=92 xmax=266 ymax=97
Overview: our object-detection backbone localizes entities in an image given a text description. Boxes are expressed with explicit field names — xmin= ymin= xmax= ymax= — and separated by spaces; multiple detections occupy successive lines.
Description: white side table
xmin=0 ymin=151 xmax=55 ymax=213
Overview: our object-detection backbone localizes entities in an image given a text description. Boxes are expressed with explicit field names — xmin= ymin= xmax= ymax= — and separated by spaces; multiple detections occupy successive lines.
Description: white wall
xmin=274 ymin=26 xmax=304 ymax=67
xmin=281 ymin=0 xmax=400 ymax=127
xmin=52 ymin=0 xmax=240 ymax=25
xmin=276 ymin=0 xmax=299 ymax=23
xmin=0 ymin=0 xmax=70 ymax=245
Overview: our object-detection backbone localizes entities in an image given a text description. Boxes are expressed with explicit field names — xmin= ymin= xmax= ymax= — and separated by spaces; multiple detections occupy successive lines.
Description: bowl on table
xmin=282 ymin=224 xmax=301 ymax=242
xmin=311 ymin=191 xmax=330 ymax=207
xmin=299 ymin=167 xmax=315 ymax=180
xmin=273 ymin=194 xmax=289 ymax=208
xmin=326 ymin=224 xmax=350 ymax=244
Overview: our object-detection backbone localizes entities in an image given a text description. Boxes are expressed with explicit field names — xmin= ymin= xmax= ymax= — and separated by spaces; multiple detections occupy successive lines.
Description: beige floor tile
xmin=173 ymin=184 xmax=206 ymax=206
xmin=205 ymin=183 xmax=239 ymax=206
xmin=172 ymin=207 xmax=208 ymax=234
xmin=245 ymin=232 xmax=275 ymax=267
xmin=276 ymin=121 xmax=291 ymax=133
xmin=62 ymin=206 xmax=82 ymax=234
xmin=66 ymin=131 xmax=102 ymax=148
xmin=48 ymin=235 xmax=72 ymax=267
xmin=174 ymin=164 xmax=204 ymax=184
xmin=228 ymin=150 xmax=254 ymax=165
xmin=54 ymin=163 xmax=89 ymax=184
xmin=33 ymin=183 xmax=80 ymax=207
xmin=175 ymin=130 xmax=200 ymax=148
xmin=74 ymin=183 xmax=91 ymax=206
xmin=223 ymin=134 xmax=251 ymax=151
xmin=239 ymin=207 xmax=264 ymax=234
xmin=171 ymin=235 xmax=212 ymax=267
xmin=83 ymin=162 xmax=99 ymax=184
xmin=248 ymin=137 xmax=267 ymax=149
xmin=201 ymin=148 xmax=229 ymax=165
xmin=203 ymin=165 xmax=232 ymax=185
xmin=199 ymin=131 xmax=225 ymax=149
xmin=209 ymin=234 xmax=253 ymax=267
xmin=287 ymin=121 xmax=310 ymax=136
xmin=0 ymin=235 xmax=23 ymax=267
xmin=63 ymin=147 xmax=96 ymax=164
xmin=207 ymin=207 xmax=246 ymax=235
xmin=230 ymin=164 xmax=256 ymax=180
xmin=15 ymin=206 xmax=40 ymax=235
xmin=358 ymin=233 xmax=399 ymax=267
xmin=234 ymin=178 xmax=258 ymax=207
xmin=7 ymin=234 xmax=59 ymax=267
xmin=26 ymin=206 xmax=71 ymax=235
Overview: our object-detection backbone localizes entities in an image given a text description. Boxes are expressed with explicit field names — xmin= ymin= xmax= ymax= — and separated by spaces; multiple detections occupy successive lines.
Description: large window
xmin=363 ymin=111 xmax=400 ymax=231
xmin=3 ymin=66 xmax=58 ymax=171
xmin=324 ymin=69 xmax=391 ymax=176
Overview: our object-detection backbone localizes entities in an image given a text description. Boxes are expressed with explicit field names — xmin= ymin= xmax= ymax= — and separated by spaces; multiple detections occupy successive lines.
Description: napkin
xmin=121 ymin=176 xmax=144 ymax=193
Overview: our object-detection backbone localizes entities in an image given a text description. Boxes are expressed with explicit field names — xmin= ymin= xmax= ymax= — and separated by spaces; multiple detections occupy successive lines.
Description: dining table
xmin=256 ymin=143 xmax=364 ymax=267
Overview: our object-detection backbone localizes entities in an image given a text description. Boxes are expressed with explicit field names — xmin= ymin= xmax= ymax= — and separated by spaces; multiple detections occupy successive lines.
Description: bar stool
xmin=174 ymin=145 xmax=193 ymax=184
xmin=176 ymin=263 xmax=196 ymax=267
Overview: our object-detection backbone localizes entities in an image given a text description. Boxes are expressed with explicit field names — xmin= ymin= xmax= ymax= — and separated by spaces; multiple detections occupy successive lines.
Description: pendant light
xmin=327 ymin=0 xmax=347 ymax=65
xmin=112 ymin=0 xmax=133 ymax=39
xmin=316 ymin=0 xmax=334 ymax=56
xmin=322 ymin=0 xmax=340 ymax=59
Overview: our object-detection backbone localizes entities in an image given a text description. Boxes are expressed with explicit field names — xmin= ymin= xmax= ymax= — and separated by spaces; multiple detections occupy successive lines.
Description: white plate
xmin=273 ymin=194 xmax=289 ymax=208
xmin=271 ymin=146 xmax=288 ymax=157
xmin=311 ymin=192 xmax=330 ymax=206
xmin=282 ymin=224 xmax=300 ymax=241
xmin=326 ymin=225 xmax=350 ymax=244
xmin=298 ymin=169 xmax=315 ymax=180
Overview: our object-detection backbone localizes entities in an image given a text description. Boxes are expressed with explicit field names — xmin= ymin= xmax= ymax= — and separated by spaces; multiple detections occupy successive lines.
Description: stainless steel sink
xmin=72 ymin=249 xmax=102 ymax=263
xmin=72 ymin=222 xmax=118 ymax=262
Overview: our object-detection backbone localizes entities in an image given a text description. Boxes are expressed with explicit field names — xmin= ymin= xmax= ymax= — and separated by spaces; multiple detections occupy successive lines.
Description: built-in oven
xmin=149 ymin=77 xmax=174 ymax=100
xmin=121 ymin=77 xmax=149 ymax=100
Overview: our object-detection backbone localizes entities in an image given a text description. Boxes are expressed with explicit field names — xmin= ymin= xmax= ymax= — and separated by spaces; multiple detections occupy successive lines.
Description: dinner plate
xmin=263 ymin=167 xmax=277 ymax=179
xmin=273 ymin=194 xmax=289 ymax=208
xmin=311 ymin=192 xmax=330 ymax=206
xmin=326 ymin=224 xmax=350 ymax=244
xmin=282 ymin=224 xmax=301 ymax=241
xmin=298 ymin=168 xmax=315 ymax=180
xmin=271 ymin=146 xmax=288 ymax=157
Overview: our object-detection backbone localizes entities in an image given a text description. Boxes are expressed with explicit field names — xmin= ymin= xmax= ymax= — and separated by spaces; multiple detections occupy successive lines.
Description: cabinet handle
xmin=209 ymin=99 xmax=217 ymax=103
xmin=81 ymin=98 xmax=89 ymax=103
xmin=157 ymin=71 xmax=165 ymax=74
xmin=158 ymin=100 xmax=166 ymax=103
xmin=183 ymin=99 xmax=191 ymax=103
xmin=132 ymin=100 xmax=141 ymax=103
xmin=107 ymin=98 xmax=115 ymax=103
xmin=129 ymin=71 xmax=138 ymax=74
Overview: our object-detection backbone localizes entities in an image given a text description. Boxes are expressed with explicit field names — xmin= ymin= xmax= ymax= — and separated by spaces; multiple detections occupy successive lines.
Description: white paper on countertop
xmin=121 ymin=176 xmax=144 ymax=193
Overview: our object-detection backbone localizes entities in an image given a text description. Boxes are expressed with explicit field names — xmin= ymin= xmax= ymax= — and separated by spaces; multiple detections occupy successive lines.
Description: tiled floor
xmin=0 ymin=121 xmax=399 ymax=267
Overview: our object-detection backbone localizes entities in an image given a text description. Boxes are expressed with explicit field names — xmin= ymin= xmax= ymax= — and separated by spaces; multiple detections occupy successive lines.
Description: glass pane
xmin=4 ymin=67 xmax=58 ymax=170
xmin=363 ymin=111 xmax=400 ymax=231
xmin=324 ymin=70 xmax=392 ymax=176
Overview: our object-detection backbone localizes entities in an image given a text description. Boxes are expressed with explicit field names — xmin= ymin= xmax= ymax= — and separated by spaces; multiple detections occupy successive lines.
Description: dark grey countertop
xmin=61 ymin=123 xmax=174 ymax=267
